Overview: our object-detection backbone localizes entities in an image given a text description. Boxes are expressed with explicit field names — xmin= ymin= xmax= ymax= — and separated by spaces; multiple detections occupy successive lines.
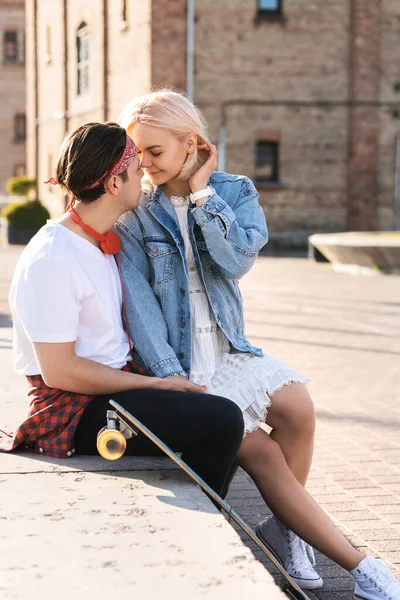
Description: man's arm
xmin=33 ymin=341 xmax=204 ymax=394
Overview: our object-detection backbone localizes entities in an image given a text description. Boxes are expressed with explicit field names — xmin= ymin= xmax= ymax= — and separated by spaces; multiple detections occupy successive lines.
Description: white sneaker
xmin=351 ymin=555 xmax=400 ymax=600
xmin=256 ymin=515 xmax=323 ymax=590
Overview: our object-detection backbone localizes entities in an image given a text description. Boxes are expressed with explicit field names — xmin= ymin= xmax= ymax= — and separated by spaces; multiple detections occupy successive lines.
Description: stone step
xmin=0 ymin=454 xmax=287 ymax=599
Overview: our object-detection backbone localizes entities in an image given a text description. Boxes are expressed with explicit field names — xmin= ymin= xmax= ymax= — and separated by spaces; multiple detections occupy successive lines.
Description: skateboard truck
xmin=97 ymin=409 xmax=139 ymax=460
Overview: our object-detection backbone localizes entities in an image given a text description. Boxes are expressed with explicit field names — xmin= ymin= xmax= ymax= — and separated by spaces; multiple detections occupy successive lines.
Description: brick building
xmin=0 ymin=0 xmax=26 ymax=194
xmin=26 ymin=0 xmax=400 ymax=245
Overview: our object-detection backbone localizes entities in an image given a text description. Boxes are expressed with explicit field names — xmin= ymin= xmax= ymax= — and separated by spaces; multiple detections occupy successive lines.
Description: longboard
xmin=98 ymin=399 xmax=312 ymax=600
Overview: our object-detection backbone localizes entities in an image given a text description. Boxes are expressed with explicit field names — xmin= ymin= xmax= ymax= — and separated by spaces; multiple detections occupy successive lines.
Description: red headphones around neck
xmin=67 ymin=207 xmax=133 ymax=352
xmin=69 ymin=208 xmax=121 ymax=255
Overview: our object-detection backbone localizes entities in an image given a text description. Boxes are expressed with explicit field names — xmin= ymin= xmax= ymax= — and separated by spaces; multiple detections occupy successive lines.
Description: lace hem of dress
xmin=210 ymin=360 xmax=310 ymax=435
xmin=243 ymin=376 xmax=310 ymax=435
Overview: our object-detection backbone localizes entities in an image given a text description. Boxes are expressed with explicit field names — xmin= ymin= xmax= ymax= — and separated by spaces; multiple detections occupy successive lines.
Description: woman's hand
xmin=155 ymin=376 xmax=208 ymax=394
xmin=189 ymin=143 xmax=218 ymax=194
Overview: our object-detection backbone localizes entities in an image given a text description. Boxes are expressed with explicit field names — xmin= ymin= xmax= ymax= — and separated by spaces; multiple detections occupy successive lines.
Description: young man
xmin=0 ymin=122 xmax=244 ymax=497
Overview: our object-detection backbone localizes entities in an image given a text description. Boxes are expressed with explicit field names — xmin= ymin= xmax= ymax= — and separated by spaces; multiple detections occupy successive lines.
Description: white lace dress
xmin=170 ymin=196 xmax=309 ymax=434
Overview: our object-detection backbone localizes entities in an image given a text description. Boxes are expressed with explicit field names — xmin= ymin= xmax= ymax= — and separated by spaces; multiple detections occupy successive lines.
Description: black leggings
xmin=74 ymin=388 xmax=244 ymax=497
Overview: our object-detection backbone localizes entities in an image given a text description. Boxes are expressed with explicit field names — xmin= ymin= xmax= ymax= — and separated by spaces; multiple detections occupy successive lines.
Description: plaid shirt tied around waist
xmin=0 ymin=361 xmax=145 ymax=458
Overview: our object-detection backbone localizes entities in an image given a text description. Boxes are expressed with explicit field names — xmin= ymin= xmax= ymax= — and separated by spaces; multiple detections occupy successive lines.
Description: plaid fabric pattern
xmin=0 ymin=361 xmax=145 ymax=458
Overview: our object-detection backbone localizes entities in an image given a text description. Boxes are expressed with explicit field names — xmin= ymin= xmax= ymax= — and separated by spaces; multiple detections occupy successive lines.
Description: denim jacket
xmin=116 ymin=171 xmax=268 ymax=377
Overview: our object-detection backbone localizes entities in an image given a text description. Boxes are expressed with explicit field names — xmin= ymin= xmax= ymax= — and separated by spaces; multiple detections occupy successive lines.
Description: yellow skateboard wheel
xmin=97 ymin=427 xmax=127 ymax=460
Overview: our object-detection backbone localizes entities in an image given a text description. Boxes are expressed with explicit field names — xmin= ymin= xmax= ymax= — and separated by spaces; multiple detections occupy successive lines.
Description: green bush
xmin=2 ymin=200 xmax=50 ymax=228
xmin=6 ymin=176 xmax=37 ymax=197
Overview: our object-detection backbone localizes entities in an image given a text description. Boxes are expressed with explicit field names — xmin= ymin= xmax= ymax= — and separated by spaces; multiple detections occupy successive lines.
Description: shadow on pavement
xmin=249 ymin=334 xmax=400 ymax=356
xmin=246 ymin=318 xmax=399 ymax=338
xmin=316 ymin=410 xmax=400 ymax=429
xmin=257 ymin=290 xmax=400 ymax=308
xmin=0 ymin=450 xmax=215 ymax=514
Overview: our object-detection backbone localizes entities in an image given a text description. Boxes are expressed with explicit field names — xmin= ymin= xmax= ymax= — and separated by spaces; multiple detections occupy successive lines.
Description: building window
xmin=14 ymin=163 xmax=26 ymax=176
xmin=257 ymin=0 xmax=282 ymax=16
xmin=76 ymin=23 xmax=90 ymax=96
xmin=14 ymin=114 xmax=26 ymax=142
xmin=3 ymin=31 xmax=18 ymax=64
xmin=255 ymin=141 xmax=280 ymax=183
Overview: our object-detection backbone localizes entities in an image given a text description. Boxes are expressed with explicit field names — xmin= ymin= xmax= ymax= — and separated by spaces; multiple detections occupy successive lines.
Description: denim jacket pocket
xmin=143 ymin=239 xmax=178 ymax=286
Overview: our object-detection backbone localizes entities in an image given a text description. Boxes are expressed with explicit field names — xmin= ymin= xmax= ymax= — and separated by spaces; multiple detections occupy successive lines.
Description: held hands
xmin=189 ymin=142 xmax=218 ymax=194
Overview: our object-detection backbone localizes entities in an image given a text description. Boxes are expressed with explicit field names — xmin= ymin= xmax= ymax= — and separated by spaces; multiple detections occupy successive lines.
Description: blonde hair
xmin=117 ymin=89 xmax=210 ymax=181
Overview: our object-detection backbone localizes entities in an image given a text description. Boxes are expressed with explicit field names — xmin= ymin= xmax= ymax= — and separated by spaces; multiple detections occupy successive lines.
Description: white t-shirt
xmin=9 ymin=221 xmax=131 ymax=375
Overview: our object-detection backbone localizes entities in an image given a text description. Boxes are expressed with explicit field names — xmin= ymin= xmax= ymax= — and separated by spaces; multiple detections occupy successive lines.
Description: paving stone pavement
xmin=1 ymin=245 xmax=399 ymax=599
xmin=226 ymin=256 xmax=400 ymax=599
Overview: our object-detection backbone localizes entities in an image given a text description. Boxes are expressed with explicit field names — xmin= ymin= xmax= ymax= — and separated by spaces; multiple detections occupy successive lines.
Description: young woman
xmin=116 ymin=90 xmax=400 ymax=598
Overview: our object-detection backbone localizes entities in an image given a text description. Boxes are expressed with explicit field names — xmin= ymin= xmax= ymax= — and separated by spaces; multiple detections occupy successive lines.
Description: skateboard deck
xmin=99 ymin=399 xmax=312 ymax=600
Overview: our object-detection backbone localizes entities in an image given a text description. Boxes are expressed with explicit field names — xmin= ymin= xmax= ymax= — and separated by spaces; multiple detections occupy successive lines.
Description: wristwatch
xmin=189 ymin=186 xmax=214 ymax=205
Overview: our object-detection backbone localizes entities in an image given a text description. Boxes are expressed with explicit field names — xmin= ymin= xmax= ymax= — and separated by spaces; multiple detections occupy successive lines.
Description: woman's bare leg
xmin=237 ymin=427 xmax=364 ymax=571
xmin=266 ymin=382 xmax=315 ymax=487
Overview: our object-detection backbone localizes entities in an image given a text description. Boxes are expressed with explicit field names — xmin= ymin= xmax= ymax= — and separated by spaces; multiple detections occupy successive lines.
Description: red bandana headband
xmin=84 ymin=135 xmax=137 ymax=190
xmin=45 ymin=135 xmax=137 ymax=208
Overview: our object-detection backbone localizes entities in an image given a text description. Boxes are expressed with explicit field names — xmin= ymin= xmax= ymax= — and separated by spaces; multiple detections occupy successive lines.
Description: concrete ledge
xmin=0 ymin=458 xmax=286 ymax=600
xmin=309 ymin=231 xmax=400 ymax=274
xmin=0 ymin=450 xmax=179 ymax=474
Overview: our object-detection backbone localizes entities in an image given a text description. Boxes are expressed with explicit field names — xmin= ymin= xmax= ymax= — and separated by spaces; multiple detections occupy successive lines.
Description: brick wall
xmin=347 ymin=0 xmax=382 ymax=231
xmin=30 ymin=0 xmax=155 ymax=215
xmin=194 ymin=0 xmax=399 ymax=241
xmin=28 ymin=0 xmax=189 ymax=215
xmin=34 ymin=0 xmax=66 ymax=214
xmin=194 ymin=0 xmax=350 ymax=243
xmin=108 ymin=0 xmax=152 ymax=120
xmin=151 ymin=0 xmax=186 ymax=92
xmin=26 ymin=0 xmax=400 ymax=237
xmin=378 ymin=0 xmax=400 ymax=230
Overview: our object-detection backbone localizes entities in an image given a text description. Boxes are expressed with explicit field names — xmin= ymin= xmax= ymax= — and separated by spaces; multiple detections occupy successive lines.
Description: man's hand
xmin=155 ymin=376 xmax=207 ymax=394
xmin=32 ymin=340 xmax=207 ymax=395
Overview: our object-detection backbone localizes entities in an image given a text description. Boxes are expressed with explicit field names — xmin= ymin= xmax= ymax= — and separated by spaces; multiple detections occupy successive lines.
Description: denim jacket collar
xmin=146 ymin=185 xmax=199 ymax=238
xmin=146 ymin=187 xmax=181 ymax=240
